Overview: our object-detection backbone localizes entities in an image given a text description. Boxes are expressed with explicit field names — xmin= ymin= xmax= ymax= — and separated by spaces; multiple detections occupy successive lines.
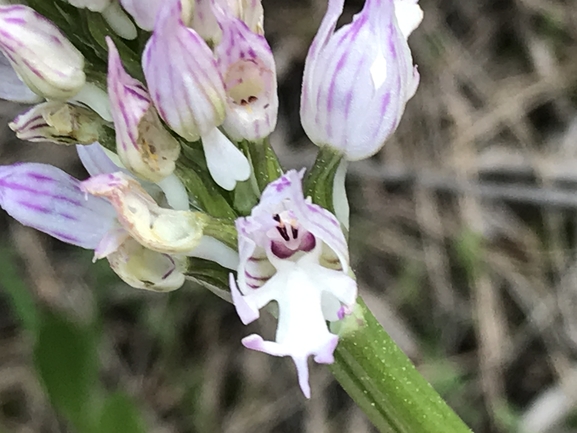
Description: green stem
xmin=304 ymin=146 xmax=343 ymax=215
xmin=331 ymin=298 xmax=472 ymax=433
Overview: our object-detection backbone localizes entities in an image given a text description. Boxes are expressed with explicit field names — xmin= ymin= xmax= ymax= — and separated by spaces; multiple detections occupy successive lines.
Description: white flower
xmin=230 ymin=170 xmax=357 ymax=398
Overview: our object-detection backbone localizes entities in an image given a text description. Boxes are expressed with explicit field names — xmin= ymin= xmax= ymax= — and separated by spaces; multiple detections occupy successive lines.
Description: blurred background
xmin=1 ymin=0 xmax=577 ymax=431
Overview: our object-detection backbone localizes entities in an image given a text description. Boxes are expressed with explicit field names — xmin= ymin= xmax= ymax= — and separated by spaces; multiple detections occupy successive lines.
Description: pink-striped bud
xmin=300 ymin=0 xmax=422 ymax=160
xmin=0 ymin=5 xmax=85 ymax=100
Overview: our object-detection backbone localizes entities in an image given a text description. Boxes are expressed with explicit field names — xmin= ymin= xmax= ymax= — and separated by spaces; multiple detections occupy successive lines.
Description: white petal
xmin=155 ymin=173 xmax=190 ymax=210
xmin=394 ymin=0 xmax=424 ymax=39
xmin=187 ymin=235 xmax=239 ymax=270
xmin=202 ymin=127 xmax=250 ymax=190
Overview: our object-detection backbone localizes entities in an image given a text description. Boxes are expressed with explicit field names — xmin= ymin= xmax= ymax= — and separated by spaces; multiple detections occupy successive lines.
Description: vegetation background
xmin=1 ymin=0 xmax=577 ymax=432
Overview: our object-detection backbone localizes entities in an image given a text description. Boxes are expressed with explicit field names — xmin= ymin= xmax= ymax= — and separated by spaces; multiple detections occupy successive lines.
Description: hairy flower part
xmin=213 ymin=3 xmax=278 ymax=141
xmin=0 ymin=5 xmax=86 ymax=100
xmin=9 ymin=101 xmax=103 ymax=145
xmin=67 ymin=0 xmax=111 ymax=11
xmin=300 ymin=0 xmax=422 ymax=160
xmin=106 ymin=38 xmax=180 ymax=182
xmin=107 ymin=238 xmax=187 ymax=291
xmin=143 ymin=0 xmax=250 ymax=190
xmin=229 ymin=170 xmax=357 ymax=398
xmin=81 ymin=172 xmax=205 ymax=254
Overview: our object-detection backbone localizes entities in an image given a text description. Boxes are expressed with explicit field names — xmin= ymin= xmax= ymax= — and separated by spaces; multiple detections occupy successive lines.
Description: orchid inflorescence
xmin=0 ymin=0 xmax=422 ymax=397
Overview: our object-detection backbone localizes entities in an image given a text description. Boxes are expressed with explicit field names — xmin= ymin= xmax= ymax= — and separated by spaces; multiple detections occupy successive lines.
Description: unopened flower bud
xmin=107 ymin=37 xmax=180 ymax=182
xmin=143 ymin=0 xmax=250 ymax=190
xmin=0 ymin=5 xmax=86 ymax=100
xmin=9 ymin=101 xmax=103 ymax=145
xmin=300 ymin=0 xmax=422 ymax=160
xmin=213 ymin=3 xmax=278 ymax=141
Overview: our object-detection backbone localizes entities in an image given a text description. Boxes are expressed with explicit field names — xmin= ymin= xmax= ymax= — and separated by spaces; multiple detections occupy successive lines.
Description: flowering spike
xmin=300 ymin=0 xmax=422 ymax=161
xmin=213 ymin=3 xmax=278 ymax=141
xmin=143 ymin=0 xmax=250 ymax=190
xmin=106 ymin=37 xmax=181 ymax=182
xmin=0 ymin=163 xmax=116 ymax=248
xmin=9 ymin=101 xmax=103 ymax=145
xmin=0 ymin=5 xmax=86 ymax=100
xmin=230 ymin=170 xmax=357 ymax=397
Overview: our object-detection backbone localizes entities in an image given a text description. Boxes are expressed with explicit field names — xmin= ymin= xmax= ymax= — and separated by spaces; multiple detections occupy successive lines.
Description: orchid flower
xmin=142 ymin=0 xmax=250 ymax=191
xmin=229 ymin=170 xmax=357 ymax=398
xmin=106 ymin=37 xmax=181 ymax=183
xmin=300 ymin=0 xmax=423 ymax=160
xmin=0 ymin=5 xmax=86 ymax=100
xmin=212 ymin=1 xmax=278 ymax=142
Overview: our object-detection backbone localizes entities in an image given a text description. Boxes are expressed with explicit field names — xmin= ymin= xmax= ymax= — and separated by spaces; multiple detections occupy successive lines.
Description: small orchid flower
xmin=212 ymin=3 xmax=278 ymax=141
xmin=229 ymin=170 xmax=357 ymax=398
xmin=106 ymin=37 xmax=180 ymax=183
xmin=300 ymin=0 xmax=423 ymax=160
xmin=143 ymin=0 xmax=250 ymax=191
xmin=0 ymin=5 xmax=86 ymax=100
xmin=9 ymin=101 xmax=103 ymax=145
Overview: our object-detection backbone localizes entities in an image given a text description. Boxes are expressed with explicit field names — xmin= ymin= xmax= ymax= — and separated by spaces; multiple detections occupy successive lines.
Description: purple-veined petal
xmin=0 ymin=5 xmax=85 ymax=100
xmin=0 ymin=163 xmax=115 ymax=248
xmin=213 ymin=4 xmax=278 ymax=141
xmin=106 ymin=37 xmax=180 ymax=182
xmin=142 ymin=0 xmax=227 ymax=141
xmin=300 ymin=0 xmax=422 ymax=160
xmin=252 ymin=170 xmax=349 ymax=271
xmin=0 ymin=52 xmax=42 ymax=103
